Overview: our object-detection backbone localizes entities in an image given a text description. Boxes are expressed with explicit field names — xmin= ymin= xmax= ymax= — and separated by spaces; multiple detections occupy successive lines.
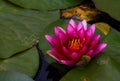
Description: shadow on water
xmin=34 ymin=44 xmax=73 ymax=81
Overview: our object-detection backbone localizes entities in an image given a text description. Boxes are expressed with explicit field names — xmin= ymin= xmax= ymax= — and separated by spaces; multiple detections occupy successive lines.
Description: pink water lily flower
xmin=45 ymin=19 xmax=107 ymax=66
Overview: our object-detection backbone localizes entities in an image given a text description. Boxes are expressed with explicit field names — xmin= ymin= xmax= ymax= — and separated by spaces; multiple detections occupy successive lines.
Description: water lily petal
xmin=47 ymin=50 xmax=60 ymax=62
xmin=88 ymin=24 xmax=95 ymax=34
xmin=86 ymin=50 xmax=94 ymax=57
xmin=77 ymin=22 xmax=82 ymax=31
xmin=62 ymin=46 xmax=70 ymax=55
xmin=78 ymin=46 xmax=87 ymax=56
xmin=70 ymin=52 xmax=79 ymax=59
xmin=78 ymin=27 xmax=85 ymax=40
xmin=45 ymin=35 xmax=57 ymax=47
xmin=50 ymin=48 xmax=67 ymax=60
xmin=93 ymin=43 xmax=107 ymax=57
xmin=62 ymin=47 xmax=79 ymax=60
xmin=60 ymin=60 xmax=75 ymax=66
xmin=90 ymin=35 xmax=100 ymax=49
xmin=54 ymin=27 xmax=66 ymax=44
xmin=66 ymin=24 xmax=74 ymax=34
xmin=68 ymin=19 xmax=76 ymax=28
xmin=82 ymin=20 xmax=87 ymax=30
xmin=73 ymin=31 xmax=78 ymax=38
xmin=66 ymin=23 xmax=77 ymax=38
xmin=54 ymin=26 xmax=65 ymax=36
xmin=85 ymin=28 xmax=93 ymax=45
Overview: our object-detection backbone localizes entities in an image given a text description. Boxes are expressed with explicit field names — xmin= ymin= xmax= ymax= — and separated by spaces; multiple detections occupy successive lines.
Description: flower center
xmin=68 ymin=39 xmax=83 ymax=51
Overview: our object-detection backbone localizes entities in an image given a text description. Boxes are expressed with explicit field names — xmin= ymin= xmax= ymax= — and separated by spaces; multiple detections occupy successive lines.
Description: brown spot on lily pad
xmin=83 ymin=78 xmax=89 ymax=81
xmin=97 ymin=56 xmax=109 ymax=65
xmin=0 ymin=66 xmax=6 ymax=71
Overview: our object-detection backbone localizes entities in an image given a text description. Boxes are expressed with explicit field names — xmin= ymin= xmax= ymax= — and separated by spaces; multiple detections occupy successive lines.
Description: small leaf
xmin=96 ymin=23 xmax=110 ymax=35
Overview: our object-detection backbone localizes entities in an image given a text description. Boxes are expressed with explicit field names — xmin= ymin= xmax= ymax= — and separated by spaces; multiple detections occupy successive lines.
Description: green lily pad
xmin=103 ymin=29 xmax=120 ymax=64
xmin=0 ymin=0 xmax=59 ymax=58
xmin=0 ymin=71 xmax=34 ymax=81
xmin=8 ymin=0 xmax=86 ymax=11
xmin=93 ymin=0 xmax=120 ymax=21
xmin=0 ymin=47 xmax=39 ymax=78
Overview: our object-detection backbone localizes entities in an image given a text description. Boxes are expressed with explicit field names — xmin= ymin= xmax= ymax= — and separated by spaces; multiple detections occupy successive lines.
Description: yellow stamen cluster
xmin=68 ymin=39 xmax=83 ymax=51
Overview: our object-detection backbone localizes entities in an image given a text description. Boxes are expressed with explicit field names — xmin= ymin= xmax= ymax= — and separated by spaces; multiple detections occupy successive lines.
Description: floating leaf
xmin=103 ymin=29 xmax=120 ymax=64
xmin=0 ymin=0 xmax=59 ymax=58
xmin=93 ymin=0 xmax=120 ymax=21
xmin=0 ymin=47 xmax=39 ymax=78
xmin=0 ymin=71 xmax=34 ymax=81
xmin=96 ymin=23 xmax=110 ymax=35
xmin=8 ymin=0 xmax=87 ymax=11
